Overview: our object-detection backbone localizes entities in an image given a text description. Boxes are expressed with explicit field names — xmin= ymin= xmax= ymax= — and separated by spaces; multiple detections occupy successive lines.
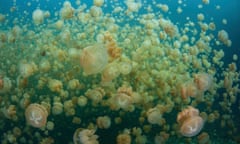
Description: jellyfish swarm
xmin=177 ymin=106 xmax=204 ymax=137
xmin=80 ymin=44 xmax=108 ymax=75
xmin=25 ymin=103 xmax=48 ymax=128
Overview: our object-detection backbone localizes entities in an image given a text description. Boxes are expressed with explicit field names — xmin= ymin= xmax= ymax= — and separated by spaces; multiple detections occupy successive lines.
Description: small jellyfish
xmin=96 ymin=116 xmax=111 ymax=129
xmin=146 ymin=107 xmax=162 ymax=125
xmin=25 ymin=103 xmax=48 ymax=128
xmin=32 ymin=9 xmax=44 ymax=25
xmin=73 ymin=128 xmax=99 ymax=144
xmin=180 ymin=81 xmax=199 ymax=99
xmin=80 ymin=44 xmax=108 ymax=75
xmin=0 ymin=76 xmax=12 ymax=93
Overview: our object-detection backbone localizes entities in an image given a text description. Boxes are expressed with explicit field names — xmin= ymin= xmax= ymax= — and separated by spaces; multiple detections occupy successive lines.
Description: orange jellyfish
xmin=177 ymin=106 xmax=204 ymax=137
xmin=80 ymin=44 xmax=108 ymax=75
xmin=25 ymin=103 xmax=48 ymax=128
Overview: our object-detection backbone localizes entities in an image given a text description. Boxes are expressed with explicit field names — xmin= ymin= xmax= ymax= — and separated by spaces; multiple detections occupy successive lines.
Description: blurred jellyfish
xmin=0 ymin=76 xmax=12 ymax=93
xmin=73 ymin=128 xmax=99 ymax=144
xmin=180 ymin=81 xmax=199 ymax=99
xmin=194 ymin=73 xmax=213 ymax=92
xmin=32 ymin=9 xmax=44 ymax=25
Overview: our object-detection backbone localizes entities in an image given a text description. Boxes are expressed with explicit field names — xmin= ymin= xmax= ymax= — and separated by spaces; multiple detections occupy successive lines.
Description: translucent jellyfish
xmin=177 ymin=106 xmax=204 ymax=137
xmin=112 ymin=86 xmax=134 ymax=111
xmin=96 ymin=116 xmax=111 ymax=129
xmin=80 ymin=44 xmax=108 ymax=75
xmin=146 ymin=107 xmax=162 ymax=125
xmin=73 ymin=128 xmax=99 ymax=144
xmin=116 ymin=133 xmax=131 ymax=144
xmin=19 ymin=62 xmax=38 ymax=78
xmin=101 ymin=62 xmax=120 ymax=84
xmin=114 ymin=92 xmax=133 ymax=110
xmin=180 ymin=116 xmax=204 ymax=137
xmin=193 ymin=73 xmax=213 ymax=92
xmin=180 ymin=81 xmax=199 ymax=99
xmin=218 ymin=30 xmax=232 ymax=47
xmin=94 ymin=0 xmax=104 ymax=7
xmin=85 ymin=87 xmax=105 ymax=104
xmin=197 ymin=132 xmax=210 ymax=144
xmin=25 ymin=103 xmax=48 ymax=128
xmin=60 ymin=1 xmax=74 ymax=19
xmin=0 ymin=77 xmax=12 ymax=93
xmin=32 ymin=9 xmax=44 ymax=24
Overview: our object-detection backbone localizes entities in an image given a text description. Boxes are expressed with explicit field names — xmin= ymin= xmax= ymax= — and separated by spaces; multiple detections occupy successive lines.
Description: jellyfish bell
xmin=177 ymin=106 xmax=199 ymax=123
xmin=25 ymin=103 xmax=48 ymax=128
xmin=180 ymin=116 xmax=204 ymax=137
xmin=177 ymin=106 xmax=204 ymax=137
xmin=80 ymin=44 xmax=108 ymax=75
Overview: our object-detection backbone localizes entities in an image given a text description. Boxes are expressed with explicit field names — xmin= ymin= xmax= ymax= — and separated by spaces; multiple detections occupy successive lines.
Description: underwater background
xmin=0 ymin=0 xmax=240 ymax=144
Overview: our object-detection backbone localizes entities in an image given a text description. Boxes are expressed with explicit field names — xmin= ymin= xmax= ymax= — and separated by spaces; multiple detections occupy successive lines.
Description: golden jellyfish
xmin=198 ymin=132 xmax=210 ymax=144
xmin=218 ymin=30 xmax=232 ymax=47
xmin=116 ymin=133 xmax=131 ymax=144
xmin=146 ymin=107 xmax=162 ymax=125
xmin=177 ymin=106 xmax=204 ymax=137
xmin=112 ymin=86 xmax=134 ymax=111
xmin=80 ymin=44 xmax=108 ymax=75
xmin=19 ymin=62 xmax=38 ymax=78
xmin=96 ymin=116 xmax=111 ymax=129
xmin=25 ymin=103 xmax=48 ymax=128
xmin=73 ymin=128 xmax=99 ymax=144
xmin=48 ymin=79 xmax=63 ymax=93
xmin=94 ymin=0 xmax=104 ymax=7
xmin=0 ymin=76 xmax=12 ymax=93
xmin=32 ymin=9 xmax=44 ymax=25
xmin=60 ymin=1 xmax=74 ymax=19
xmin=101 ymin=61 xmax=120 ymax=84
xmin=180 ymin=81 xmax=199 ymax=99
xmin=52 ymin=101 xmax=63 ymax=115
xmin=193 ymin=73 xmax=213 ymax=92
xmin=85 ymin=87 xmax=105 ymax=104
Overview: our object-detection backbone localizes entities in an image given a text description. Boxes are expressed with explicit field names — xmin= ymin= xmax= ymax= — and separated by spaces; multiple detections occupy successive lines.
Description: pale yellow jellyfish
xmin=180 ymin=81 xmax=199 ymax=99
xmin=25 ymin=103 xmax=48 ymax=128
xmin=73 ymin=128 xmax=99 ymax=144
xmin=177 ymin=106 xmax=204 ymax=137
xmin=32 ymin=9 xmax=44 ymax=25
xmin=0 ymin=76 xmax=12 ymax=93
xmin=80 ymin=44 xmax=108 ymax=75
xmin=193 ymin=73 xmax=213 ymax=92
